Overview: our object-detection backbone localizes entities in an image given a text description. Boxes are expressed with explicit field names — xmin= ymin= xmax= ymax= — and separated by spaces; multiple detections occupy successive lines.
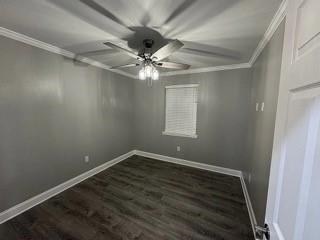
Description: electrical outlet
xmin=177 ymin=146 xmax=181 ymax=152
xmin=84 ymin=155 xmax=89 ymax=163
xmin=261 ymin=102 xmax=265 ymax=112
xmin=256 ymin=103 xmax=259 ymax=112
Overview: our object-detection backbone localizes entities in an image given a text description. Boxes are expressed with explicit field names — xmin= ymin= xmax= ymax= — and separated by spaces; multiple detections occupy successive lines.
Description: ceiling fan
xmin=104 ymin=39 xmax=190 ymax=80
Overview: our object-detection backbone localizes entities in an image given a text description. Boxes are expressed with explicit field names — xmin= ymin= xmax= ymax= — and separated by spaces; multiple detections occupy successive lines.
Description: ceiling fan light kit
xmin=104 ymin=39 xmax=190 ymax=84
xmin=139 ymin=63 xmax=159 ymax=81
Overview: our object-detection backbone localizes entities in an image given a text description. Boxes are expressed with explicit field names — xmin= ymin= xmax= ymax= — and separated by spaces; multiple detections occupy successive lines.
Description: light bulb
xmin=139 ymin=69 xmax=146 ymax=80
xmin=145 ymin=65 xmax=152 ymax=78
xmin=152 ymin=69 xmax=159 ymax=80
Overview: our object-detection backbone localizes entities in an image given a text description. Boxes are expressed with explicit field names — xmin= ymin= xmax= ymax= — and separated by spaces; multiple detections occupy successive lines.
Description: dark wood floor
xmin=0 ymin=155 xmax=254 ymax=240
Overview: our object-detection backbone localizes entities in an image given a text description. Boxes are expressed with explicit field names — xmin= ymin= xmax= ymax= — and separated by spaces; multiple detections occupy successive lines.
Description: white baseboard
xmin=134 ymin=150 xmax=242 ymax=177
xmin=0 ymin=150 xmax=135 ymax=224
xmin=240 ymin=173 xmax=258 ymax=239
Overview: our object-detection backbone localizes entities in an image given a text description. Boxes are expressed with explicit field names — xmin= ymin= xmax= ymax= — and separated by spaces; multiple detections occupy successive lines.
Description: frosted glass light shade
xmin=139 ymin=69 xmax=146 ymax=80
xmin=152 ymin=69 xmax=159 ymax=80
xmin=145 ymin=65 xmax=152 ymax=78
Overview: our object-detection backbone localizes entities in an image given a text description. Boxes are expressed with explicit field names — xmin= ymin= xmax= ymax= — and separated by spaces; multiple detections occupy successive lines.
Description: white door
xmin=265 ymin=0 xmax=320 ymax=239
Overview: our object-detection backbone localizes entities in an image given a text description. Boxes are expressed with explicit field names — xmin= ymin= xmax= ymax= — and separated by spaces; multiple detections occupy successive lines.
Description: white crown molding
xmin=134 ymin=150 xmax=242 ymax=177
xmin=249 ymin=0 xmax=288 ymax=66
xmin=0 ymin=27 xmax=74 ymax=58
xmin=0 ymin=0 xmax=287 ymax=78
xmin=160 ymin=63 xmax=251 ymax=77
xmin=0 ymin=150 xmax=135 ymax=224
xmin=0 ymin=27 xmax=136 ymax=79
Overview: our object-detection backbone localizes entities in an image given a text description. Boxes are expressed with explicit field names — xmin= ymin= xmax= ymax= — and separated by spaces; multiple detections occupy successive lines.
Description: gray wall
xmin=245 ymin=21 xmax=285 ymax=224
xmin=0 ymin=36 xmax=134 ymax=212
xmin=133 ymin=69 xmax=252 ymax=170
xmin=0 ymin=22 xmax=284 ymax=219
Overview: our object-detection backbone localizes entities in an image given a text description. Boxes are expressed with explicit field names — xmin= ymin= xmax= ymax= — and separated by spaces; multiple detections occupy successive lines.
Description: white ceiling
xmin=0 ymin=0 xmax=282 ymax=75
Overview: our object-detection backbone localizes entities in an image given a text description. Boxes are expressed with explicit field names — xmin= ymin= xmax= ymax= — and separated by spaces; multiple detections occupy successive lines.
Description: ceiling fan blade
xmin=104 ymin=42 xmax=144 ymax=61
xmin=78 ymin=49 xmax=119 ymax=57
xmin=180 ymin=41 xmax=241 ymax=60
xmin=181 ymin=48 xmax=240 ymax=60
xmin=155 ymin=61 xmax=190 ymax=70
xmin=110 ymin=63 xmax=140 ymax=69
xmin=151 ymin=40 xmax=184 ymax=61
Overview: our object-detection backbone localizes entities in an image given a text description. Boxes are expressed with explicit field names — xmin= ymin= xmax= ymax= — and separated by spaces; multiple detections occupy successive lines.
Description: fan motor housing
xmin=143 ymin=39 xmax=154 ymax=49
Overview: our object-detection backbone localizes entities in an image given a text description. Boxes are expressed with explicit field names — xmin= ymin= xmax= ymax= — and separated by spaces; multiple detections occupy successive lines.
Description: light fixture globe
xmin=137 ymin=58 xmax=160 ymax=82
xmin=145 ymin=65 xmax=152 ymax=78
xmin=152 ymin=69 xmax=159 ymax=80
xmin=138 ymin=68 xmax=146 ymax=80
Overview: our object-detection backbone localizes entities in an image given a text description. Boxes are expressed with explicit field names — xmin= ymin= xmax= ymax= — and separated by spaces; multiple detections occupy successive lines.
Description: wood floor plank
xmin=0 ymin=155 xmax=254 ymax=239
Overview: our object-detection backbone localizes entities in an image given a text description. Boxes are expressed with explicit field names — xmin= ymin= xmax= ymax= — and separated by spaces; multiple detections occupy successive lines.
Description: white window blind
xmin=163 ymin=84 xmax=198 ymax=138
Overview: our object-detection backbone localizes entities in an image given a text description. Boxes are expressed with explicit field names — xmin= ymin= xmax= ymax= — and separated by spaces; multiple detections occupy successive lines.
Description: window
xmin=163 ymin=84 xmax=198 ymax=138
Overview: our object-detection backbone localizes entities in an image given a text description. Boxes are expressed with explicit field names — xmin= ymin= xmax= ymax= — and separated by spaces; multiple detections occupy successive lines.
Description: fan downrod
xmin=143 ymin=39 xmax=154 ymax=49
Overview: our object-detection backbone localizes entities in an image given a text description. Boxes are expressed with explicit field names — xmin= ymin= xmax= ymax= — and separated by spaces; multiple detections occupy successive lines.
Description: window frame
xmin=162 ymin=84 xmax=199 ymax=139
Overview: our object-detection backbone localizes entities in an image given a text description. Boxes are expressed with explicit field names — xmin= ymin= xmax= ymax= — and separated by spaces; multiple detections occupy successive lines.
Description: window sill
xmin=162 ymin=131 xmax=198 ymax=139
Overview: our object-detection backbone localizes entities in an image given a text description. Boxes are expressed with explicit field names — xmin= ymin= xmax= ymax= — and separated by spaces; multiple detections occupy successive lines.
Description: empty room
xmin=0 ymin=0 xmax=319 ymax=239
